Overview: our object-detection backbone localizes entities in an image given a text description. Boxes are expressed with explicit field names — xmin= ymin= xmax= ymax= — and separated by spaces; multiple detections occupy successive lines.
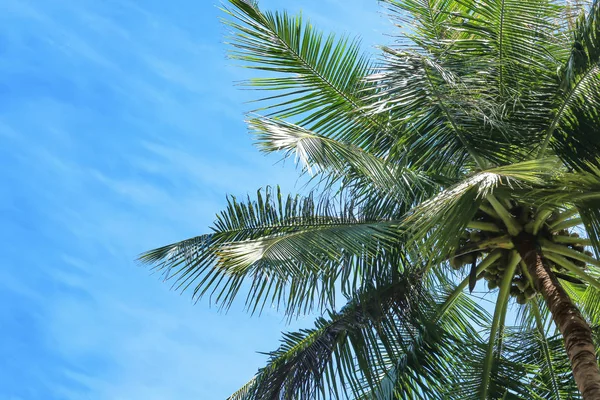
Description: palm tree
xmin=139 ymin=0 xmax=600 ymax=398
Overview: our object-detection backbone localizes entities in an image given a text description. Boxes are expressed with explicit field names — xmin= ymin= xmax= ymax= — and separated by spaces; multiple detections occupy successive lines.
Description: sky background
xmin=0 ymin=1 xmax=395 ymax=398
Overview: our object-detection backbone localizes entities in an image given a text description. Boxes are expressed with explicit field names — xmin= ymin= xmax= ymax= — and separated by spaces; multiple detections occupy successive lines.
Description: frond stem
xmin=552 ymin=218 xmax=583 ymax=231
xmin=479 ymin=203 xmax=500 ymax=219
xmin=549 ymin=208 xmax=580 ymax=229
xmin=552 ymin=236 xmax=592 ymax=246
xmin=542 ymin=252 xmax=600 ymax=291
xmin=531 ymin=301 xmax=561 ymax=399
xmin=437 ymin=250 xmax=503 ymax=321
xmin=538 ymin=65 xmax=599 ymax=157
xmin=540 ymin=239 xmax=600 ymax=268
xmin=467 ymin=221 xmax=502 ymax=232
xmin=480 ymin=251 xmax=521 ymax=399
xmin=487 ymin=195 xmax=522 ymax=236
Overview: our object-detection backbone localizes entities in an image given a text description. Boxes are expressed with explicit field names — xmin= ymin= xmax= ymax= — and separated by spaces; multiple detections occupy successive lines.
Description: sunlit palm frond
xmin=236 ymin=267 xmax=495 ymax=400
xmin=405 ymin=159 xmax=560 ymax=259
xmin=223 ymin=0 xmax=391 ymax=153
xmin=525 ymin=162 xmax=600 ymax=204
xmin=139 ymin=187 xmax=406 ymax=316
xmin=378 ymin=0 xmax=565 ymax=168
xmin=381 ymin=0 xmax=464 ymax=48
xmin=369 ymin=48 xmax=515 ymax=171
xmin=355 ymin=275 xmax=499 ymax=400
xmin=522 ymin=164 xmax=600 ymax=255
xmin=228 ymin=377 xmax=258 ymax=400
xmin=249 ymin=116 xmax=438 ymax=206
xmin=446 ymin=0 xmax=563 ymax=78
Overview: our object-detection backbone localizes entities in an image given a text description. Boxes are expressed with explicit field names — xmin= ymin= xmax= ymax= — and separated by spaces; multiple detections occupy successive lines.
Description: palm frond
xmin=381 ymin=0 xmax=464 ymax=48
xmin=249 ymin=116 xmax=438 ymax=205
xmin=581 ymin=202 xmax=600 ymax=257
xmin=540 ymin=0 xmax=600 ymax=168
xmin=369 ymin=48 xmax=515 ymax=171
xmin=405 ymin=159 xmax=559 ymax=259
xmin=223 ymin=0 xmax=390 ymax=153
xmin=227 ymin=270 xmax=425 ymax=400
xmin=510 ymin=324 xmax=584 ymax=399
xmin=139 ymin=187 xmax=406 ymax=316
xmin=521 ymin=165 xmax=600 ymax=256
xmin=228 ymin=377 xmax=257 ymax=400
xmin=447 ymin=0 xmax=563 ymax=83
xmin=359 ymin=273 xmax=532 ymax=400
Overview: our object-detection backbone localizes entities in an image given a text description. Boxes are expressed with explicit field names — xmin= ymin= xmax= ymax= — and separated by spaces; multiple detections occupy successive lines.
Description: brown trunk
xmin=515 ymin=233 xmax=600 ymax=399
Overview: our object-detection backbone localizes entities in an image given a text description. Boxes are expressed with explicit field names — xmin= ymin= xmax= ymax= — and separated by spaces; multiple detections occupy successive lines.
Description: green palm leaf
xmin=405 ymin=159 xmax=560 ymax=259
xmin=540 ymin=1 xmax=600 ymax=167
xmin=223 ymin=0 xmax=390 ymax=153
xmin=249 ymin=116 xmax=437 ymax=205
xmin=139 ymin=187 xmax=406 ymax=315
xmin=232 ymin=269 xmax=492 ymax=400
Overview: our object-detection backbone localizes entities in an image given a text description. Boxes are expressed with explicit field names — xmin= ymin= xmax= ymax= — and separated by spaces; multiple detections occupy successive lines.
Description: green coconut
xmin=469 ymin=231 xmax=482 ymax=242
xmin=525 ymin=288 xmax=537 ymax=300
xmin=515 ymin=279 xmax=528 ymax=291
xmin=510 ymin=286 xmax=521 ymax=296
xmin=450 ymin=256 xmax=463 ymax=270
xmin=516 ymin=293 xmax=528 ymax=305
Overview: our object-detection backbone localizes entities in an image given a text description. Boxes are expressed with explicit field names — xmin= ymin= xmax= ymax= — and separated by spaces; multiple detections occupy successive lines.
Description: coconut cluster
xmin=451 ymin=246 xmax=536 ymax=304
xmin=450 ymin=203 xmax=592 ymax=305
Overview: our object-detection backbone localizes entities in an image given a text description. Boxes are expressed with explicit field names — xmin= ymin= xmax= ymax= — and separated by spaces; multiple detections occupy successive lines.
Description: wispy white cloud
xmin=0 ymin=0 xmax=386 ymax=398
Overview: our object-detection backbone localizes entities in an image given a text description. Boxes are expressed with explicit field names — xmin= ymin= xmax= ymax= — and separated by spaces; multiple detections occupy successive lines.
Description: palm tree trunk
xmin=516 ymin=233 xmax=600 ymax=399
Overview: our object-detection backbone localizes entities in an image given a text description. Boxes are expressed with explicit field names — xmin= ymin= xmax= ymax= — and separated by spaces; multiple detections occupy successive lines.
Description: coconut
xmin=450 ymin=256 xmax=462 ymax=270
xmin=515 ymin=279 xmax=527 ymax=291
xmin=463 ymin=252 xmax=477 ymax=265
xmin=469 ymin=231 xmax=482 ymax=242
xmin=525 ymin=288 xmax=537 ymax=299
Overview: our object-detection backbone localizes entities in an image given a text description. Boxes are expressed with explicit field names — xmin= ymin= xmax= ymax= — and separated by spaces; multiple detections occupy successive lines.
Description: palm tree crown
xmin=140 ymin=0 xmax=600 ymax=398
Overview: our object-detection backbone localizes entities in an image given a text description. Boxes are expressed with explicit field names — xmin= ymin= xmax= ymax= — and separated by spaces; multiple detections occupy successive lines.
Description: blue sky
xmin=0 ymin=0 xmax=394 ymax=398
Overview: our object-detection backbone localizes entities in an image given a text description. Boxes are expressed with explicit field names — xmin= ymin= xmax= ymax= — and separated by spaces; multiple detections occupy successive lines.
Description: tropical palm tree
xmin=139 ymin=0 xmax=600 ymax=398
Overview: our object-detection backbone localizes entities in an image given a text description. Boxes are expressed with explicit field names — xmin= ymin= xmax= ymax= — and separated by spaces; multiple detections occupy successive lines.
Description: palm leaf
xmin=249 ymin=116 xmax=438 ymax=206
xmin=381 ymin=0 xmax=464 ymax=48
xmin=234 ymin=268 xmax=493 ymax=400
xmin=510 ymin=324 xmax=586 ymax=399
xmin=539 ymin=0 xmax=600 ymax=168
xmin=226 ymin=270 xmax=424 ymax=399
xmin=139 ymin=187 xmax=406 ymax=316
xmin=223 ymin=0 xmax=390 ymax=153
xmin=404 ymin=159 xmax=560 ymax=259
